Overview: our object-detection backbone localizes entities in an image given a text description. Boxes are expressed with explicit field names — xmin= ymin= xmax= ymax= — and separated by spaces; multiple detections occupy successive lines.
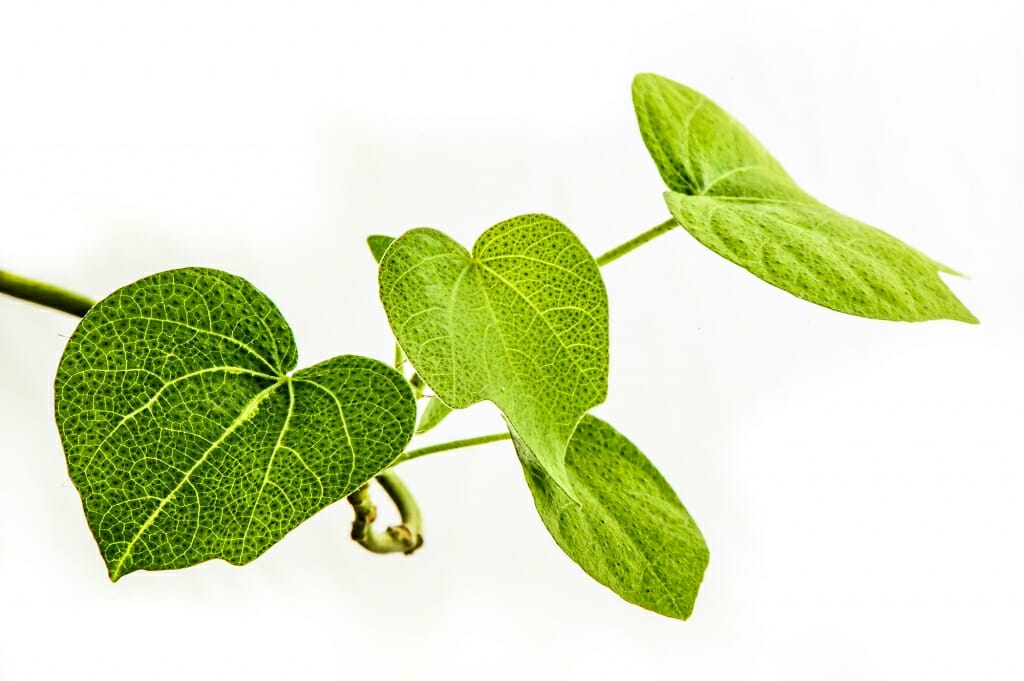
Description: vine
xmin=0 ymin=73 xmax=975 ymax=620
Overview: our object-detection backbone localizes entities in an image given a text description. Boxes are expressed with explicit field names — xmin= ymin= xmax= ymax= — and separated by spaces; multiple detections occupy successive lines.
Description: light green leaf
xmin=514 ymin=415 xmax=709 ymax=620
xmin=55 ymin=268 xmax=416 ymax=580
xmin=633 ymin=73 xmax=976 ymax=323
xmin=367 ymin=234 xmax=395 ymax=264
xmin=416 ymin=397 xmax=453 ymax=434
xmin=378 ymin=214 xmax=609 ymax=494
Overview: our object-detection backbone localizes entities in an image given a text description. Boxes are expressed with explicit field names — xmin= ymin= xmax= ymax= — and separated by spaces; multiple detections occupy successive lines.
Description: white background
xmin=1 ymin=1 xmax=1022 ymax=679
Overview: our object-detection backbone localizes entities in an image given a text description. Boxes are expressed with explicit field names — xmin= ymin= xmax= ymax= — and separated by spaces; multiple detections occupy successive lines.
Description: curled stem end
xmin=347 ymin=470 xmax=423 ymax=555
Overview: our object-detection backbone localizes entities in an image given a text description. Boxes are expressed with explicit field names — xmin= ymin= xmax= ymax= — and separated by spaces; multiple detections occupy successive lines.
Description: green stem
xmin=377 ymin=470 xmax=422 ymax=543
xmin=409 ymin=372 xmax=426 ymax=399
xmin=595 ymin=218 xmax=677 ymax=267
xmin=347 ymin=470 xmax=424 ymax=555
xmin=396 ymin=432 xmax=511 ymax=464
xmin=0 ymin=270 xmax=95 ymax=317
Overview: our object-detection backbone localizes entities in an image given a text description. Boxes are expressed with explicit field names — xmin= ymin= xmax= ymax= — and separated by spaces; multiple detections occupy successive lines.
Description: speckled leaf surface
xmin=514 ymin=415 xmax=708 ymax=620
xmin=368 ymin=234 xmax=456 ymax=436
xmin=633 ymin=73 xmax=976 ymax=323
xmin=55 ymin=268 xmax=416 ymax=580
xmin=378 ymin=214 xmax=609 ymax=494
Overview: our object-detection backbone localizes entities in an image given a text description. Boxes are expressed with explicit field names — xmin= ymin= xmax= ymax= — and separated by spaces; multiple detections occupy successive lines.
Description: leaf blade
xmin=514 ymin=415 xmax=709 ymax=620
xmin=55 ymin=268 xmax=417 ymax=579
xmin=416 ymin=397 xmax=453 ymax=434
xmin=367 ymin=234 xmax=395 ymax=264
xmin=665 ymin=191 xmax=979 ymax=323
xmin=378 ymin=215 xmax=609 ymax=493
xmin=633 ymin=73 xmax=976 ymax=323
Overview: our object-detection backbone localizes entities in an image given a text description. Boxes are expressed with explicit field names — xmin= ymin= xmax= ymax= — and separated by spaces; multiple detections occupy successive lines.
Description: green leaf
xmin=367 ymin=234 xmax=395 ymax=264
xmin=632 ymin=73 xmax=976 ymax=323
xmin=378 ymin=214 xmax=609 ymax=495
xmin=514 ymin=415 xmax=709 ymax=620
xmin=416 ymin=397 xmax=453 ymax=434
xmin=55 ymin=268 xmax=416 ymax=580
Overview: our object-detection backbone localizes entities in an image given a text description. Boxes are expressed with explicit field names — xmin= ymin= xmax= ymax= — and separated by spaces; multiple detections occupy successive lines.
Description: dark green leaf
xmin=55 ymin=268 xmax=416 ymax=580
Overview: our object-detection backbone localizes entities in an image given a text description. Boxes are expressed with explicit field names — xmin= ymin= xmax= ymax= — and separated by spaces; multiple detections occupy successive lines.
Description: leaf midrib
xmin=698 ymin=165 xmax=771 ymax=195
xmin=647 ymin=82 xmax=705 ymax=193
xmin=110 ymin=377 xmax=288 ymax=579
xmin=292 ymin=377 xmax=359 ymax=490
xmin=240 ymin=378 xmax=297 ymax=555
xmin=86 ymin=314 xmax=281 ymax=374
xmin=78 ymin=365 xmax=278 ymax=474
xmin=547 ymin=462 xmax=686 ymax=616
xmin=700 ymin=195 xmax=921 ymax=310
xmin=475 ymin=260 xmax=603 ymax=399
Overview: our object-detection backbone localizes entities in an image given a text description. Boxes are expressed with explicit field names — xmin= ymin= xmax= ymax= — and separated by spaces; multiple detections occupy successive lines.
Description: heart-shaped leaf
xmin=367 ymin=234 xmax=455 ymax=436
xmin=633 ymin=73 xmax=976 ymax=323
xmin=378 ymin=214 xmax=609 ymax=494
xmin=514 ymin=415 xmax=709 ymax=620
xmin=55 ymin=268 xmax=416 ymax=580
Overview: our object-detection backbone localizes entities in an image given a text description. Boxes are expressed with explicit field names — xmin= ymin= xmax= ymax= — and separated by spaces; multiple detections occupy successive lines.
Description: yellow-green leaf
xmin=378 ymin=214 xmax=609 ymax=495
xmin=633 ymin=73 xmax=976 ymax=323
xmin=416 ymin=397 xmax=453 ymax=434
xmin=515 ymin=415 xmax=709 ymax=620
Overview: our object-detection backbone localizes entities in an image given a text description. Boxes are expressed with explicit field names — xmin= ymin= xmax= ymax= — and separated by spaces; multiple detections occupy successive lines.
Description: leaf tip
xmin=631 ymin=72 xmax=666 ymax=90
xmin=957 ymin=308 xmax=980 ymax=325
xmin=934 ymin=269 xmax=978 ymax=324
xmin=937 ymin=264 xmax=966 ymax=278
xmin=631 ymin=73 xmax=665 ymax=108
xmin=367 ymin=234 xmax=395 ymax=264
